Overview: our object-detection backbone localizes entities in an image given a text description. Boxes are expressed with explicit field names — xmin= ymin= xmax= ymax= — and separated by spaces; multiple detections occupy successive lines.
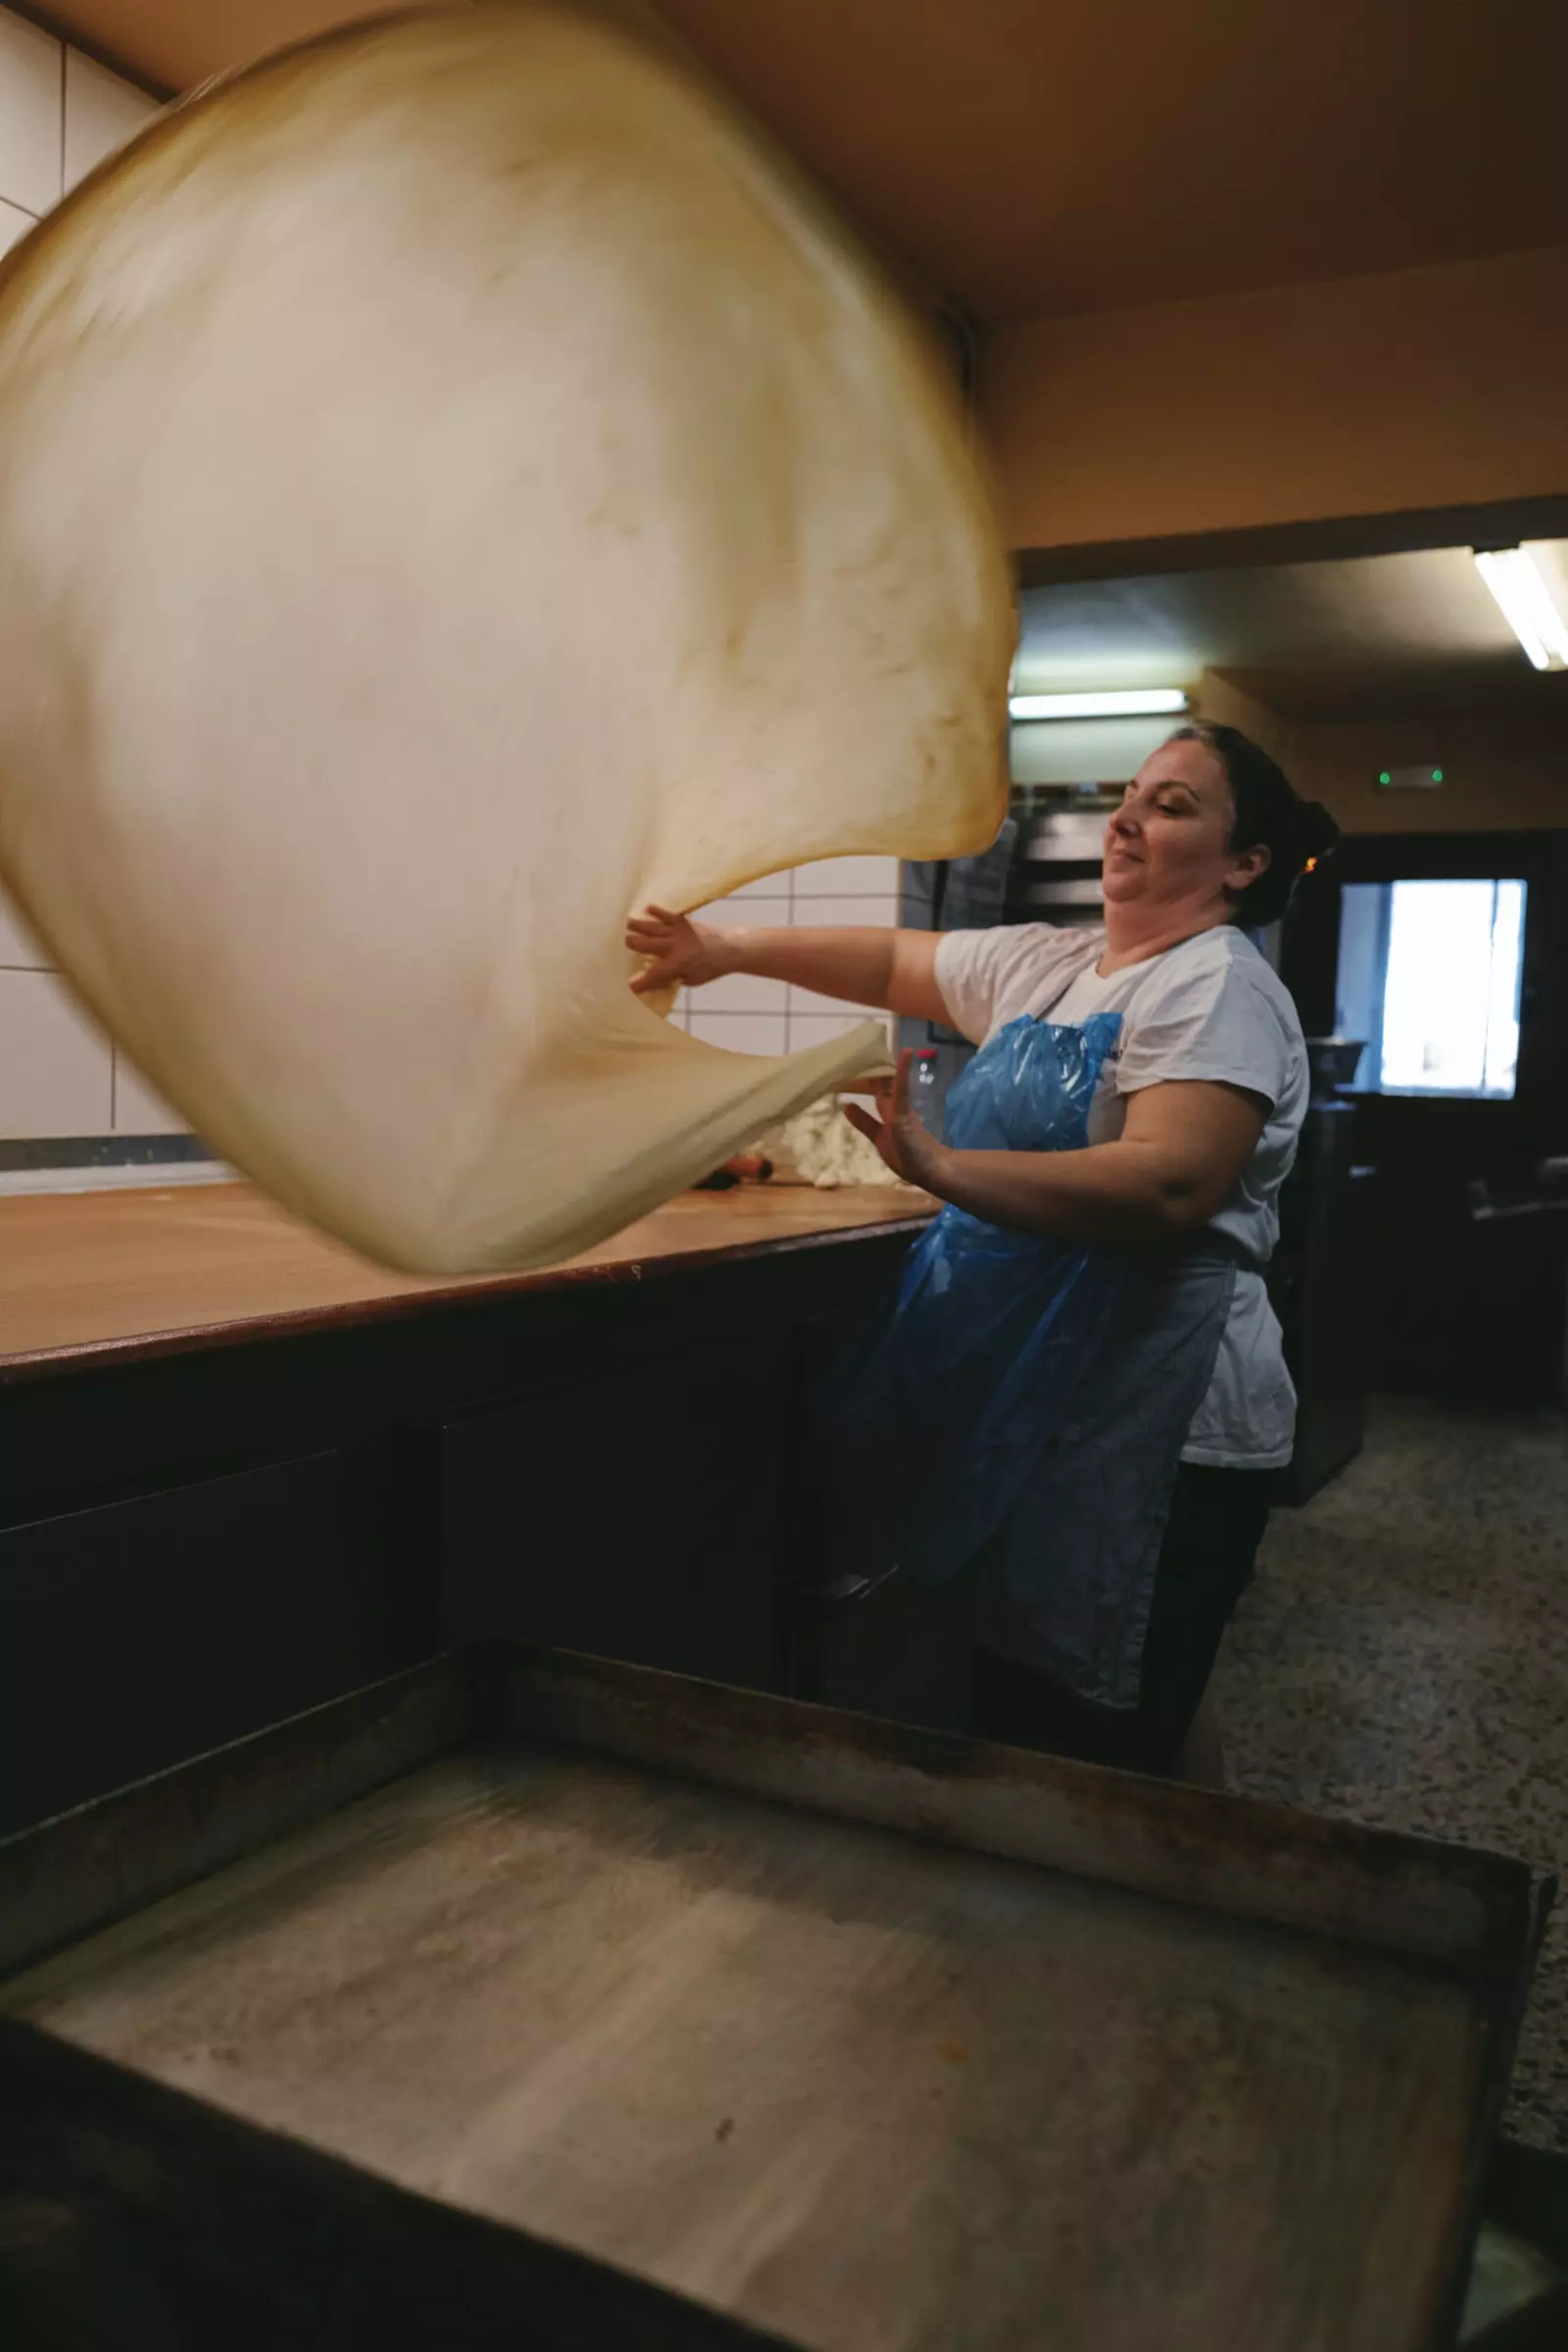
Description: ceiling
xmin=1012 ymin=545 xmax=1568 ymax=721
xmin=43 ymin=0 xmax=1568 ymax=323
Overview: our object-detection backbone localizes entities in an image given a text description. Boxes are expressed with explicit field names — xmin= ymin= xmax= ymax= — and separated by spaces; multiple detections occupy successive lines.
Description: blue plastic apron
xmin=835 ymin=1004 xmax=1240 ymax=1710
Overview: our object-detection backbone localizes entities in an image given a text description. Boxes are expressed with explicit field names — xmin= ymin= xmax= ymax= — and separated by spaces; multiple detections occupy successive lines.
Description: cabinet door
xmin=774 ymin=1315 xmax=972 ymax=1734
xmin=0 ymin=1451 xmax=388 ymax=1835
xmin=807 ymin=1567 xmax=973 ymax=1734
xmin=439 ymin=1342 xmax=784 ymax=1690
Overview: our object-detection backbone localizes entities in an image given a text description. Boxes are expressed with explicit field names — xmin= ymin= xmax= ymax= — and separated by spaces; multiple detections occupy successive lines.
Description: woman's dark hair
xmin=1167 ymin=720 xmax=1340 ymax=928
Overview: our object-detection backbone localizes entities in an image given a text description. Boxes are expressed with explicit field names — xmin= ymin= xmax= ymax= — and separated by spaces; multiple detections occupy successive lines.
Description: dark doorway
xmin=1283 ymin=831 xmax=1568 ymax=1403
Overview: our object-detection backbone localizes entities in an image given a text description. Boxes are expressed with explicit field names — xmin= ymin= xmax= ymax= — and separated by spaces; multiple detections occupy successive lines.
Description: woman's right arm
xmin=624 ymin=904 xmax=952 ymax=1025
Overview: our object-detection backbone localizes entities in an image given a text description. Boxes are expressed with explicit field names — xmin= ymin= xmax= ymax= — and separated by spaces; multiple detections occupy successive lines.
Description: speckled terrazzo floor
xmin=1213 ymin=1396 xmax=1568 ymax=2151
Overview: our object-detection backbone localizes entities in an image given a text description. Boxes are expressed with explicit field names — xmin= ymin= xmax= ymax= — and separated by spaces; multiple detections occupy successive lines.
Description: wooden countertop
xmin=0 ymin=1180 xmax=933 ymax=1381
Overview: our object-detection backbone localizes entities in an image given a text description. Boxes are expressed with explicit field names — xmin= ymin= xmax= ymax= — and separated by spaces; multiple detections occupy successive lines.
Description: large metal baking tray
xmin=0 ymin=1641 xmax=1550 ymax=2351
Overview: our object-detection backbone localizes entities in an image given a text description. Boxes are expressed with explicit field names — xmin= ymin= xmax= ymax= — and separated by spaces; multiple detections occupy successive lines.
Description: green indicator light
xmin=1378 ymin=770 xmax=1392 ymax=785
xmin=1431 ymin=767 xmax=1444 ymax=783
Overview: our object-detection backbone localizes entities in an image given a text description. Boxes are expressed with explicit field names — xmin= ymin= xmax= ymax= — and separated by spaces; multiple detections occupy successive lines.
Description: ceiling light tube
xmin=1007 ymin=688 xmax=1190 ymax=721
xmin=1473 ymin=548 xmax=1568 ymax=672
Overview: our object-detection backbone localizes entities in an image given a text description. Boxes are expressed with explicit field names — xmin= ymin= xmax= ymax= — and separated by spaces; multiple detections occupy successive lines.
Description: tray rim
xmin=0 ymin=1639 xmax=1554 ymax=2352
xmin=0 ymin=1638 xmax=1550 ymax=1991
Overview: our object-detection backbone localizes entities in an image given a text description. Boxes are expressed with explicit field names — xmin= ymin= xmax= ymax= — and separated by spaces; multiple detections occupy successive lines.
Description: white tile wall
xmin=783 ymin=858 xmax=899 ymax=1041
xmin=671 ymin=895 xmax=787 ymax=1026
xmin=669 ymin=857 xmax=904 ymax=1051
xmin=0 ymin=969 xmax=112 ymax=1136
xmin=0 ymin=881 xmax=48 ymax=968
xmin=0 ymin=14 xmax=172 ymax=1146
xmin=114 ymin=1053 xmax=186 ymax=1134
xmin=789 ymin=1010 xmax=893 ymax=1052
xmin=688 ymin=1009 xmax=789 ymax=1057
xmin=698 ymin=968 xmax=792 ymax=1015
xmin=786 ymin=983 xmax=871 ymax=1020
xmin=0 ymin=9 xmax=60 ymax=217
xmin=63 ymin=47 xmax=159 ymax=194
xmin=791 ymin=893 xmax=901 ymax=929
xmin=701 ymin=892 xmax=792 ymax=925
xmin=790 ymin=857 xmax=903 ymax=898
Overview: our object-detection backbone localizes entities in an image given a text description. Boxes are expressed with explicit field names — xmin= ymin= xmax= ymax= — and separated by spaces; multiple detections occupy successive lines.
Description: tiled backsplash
xmin=0 ymin=19 xmax=182 ymax=1146
xmin=5 ymin=833 xmax=900 ymax=1141
xmin=63 ymin=46 xmax=158 ymax=192
xmin=673 ymin=859 xmax=901 ymax=1058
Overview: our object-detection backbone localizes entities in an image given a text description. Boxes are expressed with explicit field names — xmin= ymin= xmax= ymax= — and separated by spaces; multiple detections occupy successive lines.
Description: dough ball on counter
xmin=756 ymin=1094 xmax=913 ymax=1191
xmin=0 ymin=2 xmax=1008 ymax=1270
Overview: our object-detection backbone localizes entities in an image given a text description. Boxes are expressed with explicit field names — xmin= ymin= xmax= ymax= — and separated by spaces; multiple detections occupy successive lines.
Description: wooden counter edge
xmin=0 ymin=1203 xmax=935 ymax=1386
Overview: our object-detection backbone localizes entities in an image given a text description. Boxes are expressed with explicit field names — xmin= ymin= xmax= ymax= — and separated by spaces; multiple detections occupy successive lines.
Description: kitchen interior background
xmin=3 ymin=0 xmax=1565 ymax=2190
xmin=3 ymin=0 xmax=1568 ymax=1192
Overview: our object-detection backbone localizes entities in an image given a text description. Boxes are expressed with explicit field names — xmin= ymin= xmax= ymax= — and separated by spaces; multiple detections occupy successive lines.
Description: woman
xmin=626 ymin=722 xmax=1339 ymax=1780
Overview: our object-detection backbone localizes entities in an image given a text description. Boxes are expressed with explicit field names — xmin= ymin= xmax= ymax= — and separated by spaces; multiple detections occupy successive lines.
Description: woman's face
xmin=1102 ymin=737 xmax=1268 ymax=917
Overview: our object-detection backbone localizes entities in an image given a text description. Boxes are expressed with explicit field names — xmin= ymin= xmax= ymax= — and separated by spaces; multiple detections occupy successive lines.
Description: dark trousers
xmin=967 ymin=1461 xmax=1279 ymax=1776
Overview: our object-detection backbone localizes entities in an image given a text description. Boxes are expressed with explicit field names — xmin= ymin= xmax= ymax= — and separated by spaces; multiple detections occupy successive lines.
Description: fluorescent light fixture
xmin=1007 ymin=688 xmax=1190 ymax=721
xmin=1473 ymin=547 xmax=1568 ymax=672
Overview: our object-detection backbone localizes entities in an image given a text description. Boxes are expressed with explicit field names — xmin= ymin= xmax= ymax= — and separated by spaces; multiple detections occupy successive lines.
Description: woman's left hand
xmin=843 ymin=1050 xmax=947 ymax=1188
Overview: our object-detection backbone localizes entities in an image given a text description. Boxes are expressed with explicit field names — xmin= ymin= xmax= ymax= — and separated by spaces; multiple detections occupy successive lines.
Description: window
xmin=1335 ymin=879 xmax=1526 ymax=1100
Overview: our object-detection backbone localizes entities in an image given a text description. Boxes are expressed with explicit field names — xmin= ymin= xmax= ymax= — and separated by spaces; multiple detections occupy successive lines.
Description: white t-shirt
xmin=933 ymin=921 xmax=1308 ymax=1469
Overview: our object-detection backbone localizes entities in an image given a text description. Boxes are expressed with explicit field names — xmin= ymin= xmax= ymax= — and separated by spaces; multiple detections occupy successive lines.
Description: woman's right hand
xmin=624 ymin=904 xmax=734 ymax=996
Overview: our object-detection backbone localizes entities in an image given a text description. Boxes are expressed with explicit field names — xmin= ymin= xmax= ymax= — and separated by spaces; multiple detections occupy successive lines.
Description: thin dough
xmin=0 ymin=3 xmax=1009 ymax=1270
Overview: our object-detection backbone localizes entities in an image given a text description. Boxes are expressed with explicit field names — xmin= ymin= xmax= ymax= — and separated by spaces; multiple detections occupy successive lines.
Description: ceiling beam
xmin=1015 ymin=496 xmax=1568 ymax=589
xmin=984 ymin=245 xmax=1568 ymax=566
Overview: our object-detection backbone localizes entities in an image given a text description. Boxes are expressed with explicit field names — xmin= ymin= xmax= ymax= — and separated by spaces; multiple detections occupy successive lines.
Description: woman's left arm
xmin=847 ymin=1053 xmax=1267 ymax=1249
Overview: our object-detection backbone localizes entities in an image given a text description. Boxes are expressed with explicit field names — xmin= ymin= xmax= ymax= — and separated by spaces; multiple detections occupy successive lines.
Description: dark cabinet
xmin=439 ymin=1341 xmax=788 ymax=1691
xmin=0 ymin=1450 xmax=390 ymax=1835
xmin=771 ymin=1314 xmax=972 ymax=1735
xmin=799 ymin=1565 xmax=972 ymax=1732
xmin=1270 ymin=1106 xmax=1376 ymax=1504
xmin=0 ymin=1219 xmax=929 ymax=1836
